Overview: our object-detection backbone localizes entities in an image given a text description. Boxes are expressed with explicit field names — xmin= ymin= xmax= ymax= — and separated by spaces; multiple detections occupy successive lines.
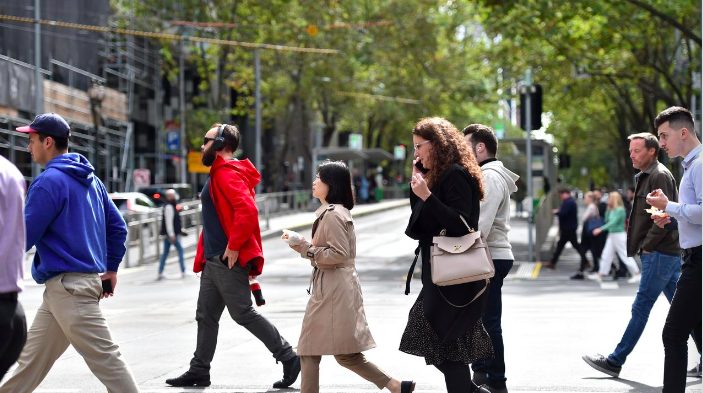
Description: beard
xmin=201 ymin=145 xmax=217 ymax=167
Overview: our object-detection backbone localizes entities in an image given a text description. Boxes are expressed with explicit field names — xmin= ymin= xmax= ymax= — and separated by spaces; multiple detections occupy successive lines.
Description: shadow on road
xmin=581 ymin=375 xmax=686 ymax=392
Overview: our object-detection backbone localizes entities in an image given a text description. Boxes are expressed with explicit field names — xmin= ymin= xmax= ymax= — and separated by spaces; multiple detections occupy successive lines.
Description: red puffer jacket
xmin=193 ymin=156 xmax=264 ymax=275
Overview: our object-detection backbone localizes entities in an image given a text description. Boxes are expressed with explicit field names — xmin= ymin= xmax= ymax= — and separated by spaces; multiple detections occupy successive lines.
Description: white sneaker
xmin=181 ymin=272 xmax=186 ymax=279
xmin=627 ymin=274 xmax=641 ymax=284
xmin=157 ymin=274 xmax=165 ymax=281
xmin=586 ymin=273 xmax=603 ymax=282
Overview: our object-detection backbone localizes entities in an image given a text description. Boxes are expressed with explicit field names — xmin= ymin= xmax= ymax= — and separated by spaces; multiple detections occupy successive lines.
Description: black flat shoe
xmin=165 ymin=371 xmax=211 ymax=387
xmin=401 ymin=380 xmax=416 ymax=393
xmin=273 ymin=356 xmax=301 ymax=388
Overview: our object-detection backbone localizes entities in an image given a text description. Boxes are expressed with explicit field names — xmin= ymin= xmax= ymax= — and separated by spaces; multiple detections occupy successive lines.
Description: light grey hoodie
xmin=478 ymin=160 xmax=519 ymax=260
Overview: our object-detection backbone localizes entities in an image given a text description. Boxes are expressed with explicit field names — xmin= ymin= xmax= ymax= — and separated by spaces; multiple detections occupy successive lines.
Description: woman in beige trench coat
xmin=284 ymin=161 xmax=415 ymax=393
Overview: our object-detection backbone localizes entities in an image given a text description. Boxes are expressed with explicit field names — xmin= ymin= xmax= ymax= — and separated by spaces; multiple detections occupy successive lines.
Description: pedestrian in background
xmin=402 ymin=117 xmax=491 ymax=393
xmin=285 ymin=160 xmax=415 ymax=393
xmin=463 ymin=124 xmax=519 ymax=393
xmin=0 ymin=156 xmax=27 ymax=381
xmin=572 ymin=191 xmax=601 ymax=280
xmin=593 ymin=188 xmax=629 ymax=280
xmin=543 ymin=188 xmax=589 ymax=270
xmin=590 ymin=189 xmax=609 ymax=273
xmin=0 ymin=113 xmax=138 ymax=393
xmin=157 ymin=188 xmax=185 ymax=280
xmin=582 ymin=132 xmax=680 ymax=379
xmin=646 ymin=106 xmax=702 ymax=390
xmin=586 ymin=192 xmax=640 ymax=283
xmin=166 ymin=123 xmax=300 ymax=389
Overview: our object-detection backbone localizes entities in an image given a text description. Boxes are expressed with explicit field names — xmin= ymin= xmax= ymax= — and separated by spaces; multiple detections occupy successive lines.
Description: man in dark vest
xmin=158 ymin=189 xmax=186 ymax=280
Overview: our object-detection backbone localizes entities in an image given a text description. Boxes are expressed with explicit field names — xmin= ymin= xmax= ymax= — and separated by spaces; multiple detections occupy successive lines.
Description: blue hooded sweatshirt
xmin=24 ymin=153 xmax=127 ymax=284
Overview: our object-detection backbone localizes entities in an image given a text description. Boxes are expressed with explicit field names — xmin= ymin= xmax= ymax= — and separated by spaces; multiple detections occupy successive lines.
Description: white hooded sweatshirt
xmin=478 ymin=160 xmax=519 ymax=260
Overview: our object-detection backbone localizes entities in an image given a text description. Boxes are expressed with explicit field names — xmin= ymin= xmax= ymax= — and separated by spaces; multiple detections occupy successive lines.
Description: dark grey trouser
xmin=0 ymin=297 xmax=26 ymax=380
xmin=189 ymin=258 xmax=295 ymax=375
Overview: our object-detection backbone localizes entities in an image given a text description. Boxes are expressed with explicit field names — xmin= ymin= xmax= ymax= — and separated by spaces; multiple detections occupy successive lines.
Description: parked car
xmin=109 ymin=192 xmax=157 ymax=218
xmin=137 ymin=183 xmax=194 ymax=206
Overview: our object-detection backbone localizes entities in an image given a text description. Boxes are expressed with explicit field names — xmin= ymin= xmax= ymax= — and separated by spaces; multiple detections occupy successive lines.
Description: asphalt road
xmin=5 ymin=207 xmax=702 ymax=392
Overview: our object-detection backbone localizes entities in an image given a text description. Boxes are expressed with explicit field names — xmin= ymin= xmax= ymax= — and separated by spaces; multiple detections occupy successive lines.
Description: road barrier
xmin=122 ymin=186 xmax=407 ymax=267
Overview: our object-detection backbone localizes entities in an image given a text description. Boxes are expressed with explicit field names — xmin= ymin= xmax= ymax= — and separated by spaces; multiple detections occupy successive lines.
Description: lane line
xmin=531 ymin=262 xmax=542 ymax=278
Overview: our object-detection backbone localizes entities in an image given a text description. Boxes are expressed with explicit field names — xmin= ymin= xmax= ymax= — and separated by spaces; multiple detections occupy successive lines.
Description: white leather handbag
xmin=430 ymin=216 xmax=495 ymax=286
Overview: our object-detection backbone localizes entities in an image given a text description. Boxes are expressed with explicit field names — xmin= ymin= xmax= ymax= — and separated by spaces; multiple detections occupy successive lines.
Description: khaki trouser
xmin=0 ymin=273 xmax=138 ymax=393
xmin=300 ymin=353 xmax=390 ymax=393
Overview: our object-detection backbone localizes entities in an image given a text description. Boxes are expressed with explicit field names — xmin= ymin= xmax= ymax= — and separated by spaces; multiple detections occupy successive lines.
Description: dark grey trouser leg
xmin=208 ymin=258 xmax=295 ymax=362
xmin=0 ymin=299 xmax=26 ymax=380
xmin=190 ymin=262 xmax=226 ymax=375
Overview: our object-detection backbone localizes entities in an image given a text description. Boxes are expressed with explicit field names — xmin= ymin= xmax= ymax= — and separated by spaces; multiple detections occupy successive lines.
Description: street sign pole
xmin=179 ymin=38 xmax=187 ymax=184
xmin=254 ymin=49 xmax=262 ymax=193
xmin=32 ymin=0 xmax=42 ymax=178
xmin=524 ymin=69 xmax=534 ymax=263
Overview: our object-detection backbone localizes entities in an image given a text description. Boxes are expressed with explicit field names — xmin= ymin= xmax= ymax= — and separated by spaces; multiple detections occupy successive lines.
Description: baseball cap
xmin=16 ymin=113 xmax=70 ymax=138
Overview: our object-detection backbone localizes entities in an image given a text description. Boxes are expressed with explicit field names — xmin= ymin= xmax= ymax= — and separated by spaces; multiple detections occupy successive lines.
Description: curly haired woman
xmin=401 ymin=117 xmax=492 ymax=393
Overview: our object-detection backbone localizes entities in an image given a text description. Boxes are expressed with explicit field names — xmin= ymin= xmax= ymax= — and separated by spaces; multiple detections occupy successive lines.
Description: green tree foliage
xmin=111 ymin=0 xmax=499 ymax=189
xmin=478 ymin=0 xmax=701 ymax=189
xmin=111 ymin=0 xmax=700 ymax=190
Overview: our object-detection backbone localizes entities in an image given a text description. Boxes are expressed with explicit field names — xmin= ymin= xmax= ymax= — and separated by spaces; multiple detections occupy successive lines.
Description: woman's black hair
xmin=317 ymin=160 xmax=355 ymax=210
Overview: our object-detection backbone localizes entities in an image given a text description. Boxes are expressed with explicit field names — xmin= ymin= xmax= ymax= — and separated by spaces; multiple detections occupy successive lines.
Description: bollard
xmin=154 ymin=217 xmax=160 ymax=263
xmin=138 ymin=221 xmax=144 ymax=266
xmin=124 ymin=224 xmax=131 ymax=268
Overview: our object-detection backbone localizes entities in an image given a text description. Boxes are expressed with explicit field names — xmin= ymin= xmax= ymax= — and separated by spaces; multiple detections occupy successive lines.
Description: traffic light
xmin=520 ymin=84 xmax=542 ymax=131
xmin=558 ymin=153 xmax=571 ymax=169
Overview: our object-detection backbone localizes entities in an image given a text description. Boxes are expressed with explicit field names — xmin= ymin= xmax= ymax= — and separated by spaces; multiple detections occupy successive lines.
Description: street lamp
xmin=88 ymin=80 xmax=105 ymax=177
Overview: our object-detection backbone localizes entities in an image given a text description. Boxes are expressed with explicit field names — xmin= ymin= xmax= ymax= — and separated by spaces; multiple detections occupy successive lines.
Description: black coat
xmin=405 ymin=164 xmax=485 ymax=343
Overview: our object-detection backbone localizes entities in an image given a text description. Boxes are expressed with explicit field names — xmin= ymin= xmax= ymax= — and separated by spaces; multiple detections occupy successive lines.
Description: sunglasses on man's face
xmin=203 ymin=137 xmax=215 ymax=144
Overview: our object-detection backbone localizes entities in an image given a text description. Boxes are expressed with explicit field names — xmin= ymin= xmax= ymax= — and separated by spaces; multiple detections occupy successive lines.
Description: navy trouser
xmin=472 ymin=259 xmax=513 ymax=387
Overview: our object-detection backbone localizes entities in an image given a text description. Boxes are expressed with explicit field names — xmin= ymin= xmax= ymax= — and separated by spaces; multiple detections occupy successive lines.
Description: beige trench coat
xmin=291 ymin=204 xmax=376 ymax=356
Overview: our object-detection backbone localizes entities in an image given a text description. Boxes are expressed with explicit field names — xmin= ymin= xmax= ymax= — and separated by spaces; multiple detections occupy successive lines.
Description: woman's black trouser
xmin=435 ymin=360 xmax=473 ymax=393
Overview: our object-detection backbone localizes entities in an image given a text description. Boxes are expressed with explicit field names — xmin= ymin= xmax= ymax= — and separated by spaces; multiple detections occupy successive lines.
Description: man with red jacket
xmin=165 ymin=124 xmax=300 ymax=388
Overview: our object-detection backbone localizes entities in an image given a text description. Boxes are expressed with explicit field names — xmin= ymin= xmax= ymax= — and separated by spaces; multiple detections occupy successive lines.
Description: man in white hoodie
xmin=464 ymin=124 xmax=520 ymax=393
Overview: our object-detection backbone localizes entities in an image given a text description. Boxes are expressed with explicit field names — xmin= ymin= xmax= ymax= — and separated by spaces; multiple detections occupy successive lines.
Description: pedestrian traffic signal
xmin=558 ymin=153 xmax=571 ymax=169
xmin=520 ymin=84 xmax=542 ymax=131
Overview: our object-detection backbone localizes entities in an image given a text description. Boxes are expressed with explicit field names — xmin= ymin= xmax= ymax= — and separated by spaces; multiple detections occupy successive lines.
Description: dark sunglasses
xmin=203 ymin=137 xmax=215 ymax=144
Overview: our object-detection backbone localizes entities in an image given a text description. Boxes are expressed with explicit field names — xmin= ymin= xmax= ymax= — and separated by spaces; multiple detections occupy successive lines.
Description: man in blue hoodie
xmin=0 ymin=113 xmax=139 ymax=393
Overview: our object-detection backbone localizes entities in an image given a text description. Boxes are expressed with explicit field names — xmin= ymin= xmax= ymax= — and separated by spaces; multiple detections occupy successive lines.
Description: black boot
xmin=165 ymin=370 xmax=211 ymax=387
xmin=272 ymin=356 xmax=301 ymax=388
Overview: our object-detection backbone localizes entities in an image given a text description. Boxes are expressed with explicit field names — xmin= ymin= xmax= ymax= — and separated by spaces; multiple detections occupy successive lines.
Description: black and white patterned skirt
xmin=399 ymin=292 xmax=493 ymax=366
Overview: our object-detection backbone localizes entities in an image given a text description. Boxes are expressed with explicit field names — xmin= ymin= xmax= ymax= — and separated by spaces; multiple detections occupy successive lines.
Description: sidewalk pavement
xmin=259 ymin=199 xmax=409 ymax=240
xmin=22 ymin=195 xmax=572 ymax=284
xmin=142 ymin=199 xmax=571 ymax=281
xmin=21 ymin=199 xmax=410 ymax=283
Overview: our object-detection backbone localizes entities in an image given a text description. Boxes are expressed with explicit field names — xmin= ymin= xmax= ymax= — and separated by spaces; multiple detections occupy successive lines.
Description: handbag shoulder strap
xmin=458 ymin=215 xmax=475 ymax=233
xmin=440 ymin=215 xmax=474 ymax=236
xmin=436 ymin=279 xmax=488 ymax=308
xmin=404 ymin=246 xmax=421 ymax=295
